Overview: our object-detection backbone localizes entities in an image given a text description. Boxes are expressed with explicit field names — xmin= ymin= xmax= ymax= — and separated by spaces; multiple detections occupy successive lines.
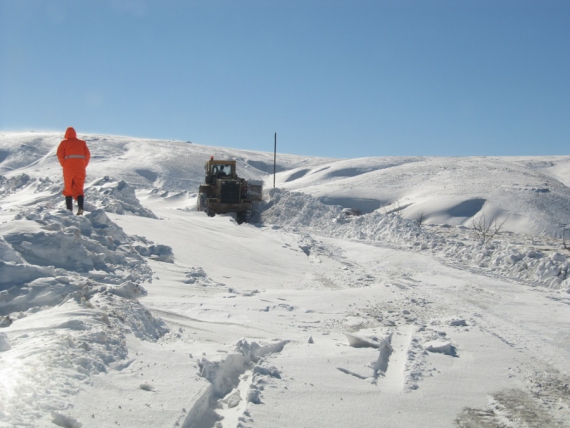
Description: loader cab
xmin=205 ymin=160 xmax=236 ymax=184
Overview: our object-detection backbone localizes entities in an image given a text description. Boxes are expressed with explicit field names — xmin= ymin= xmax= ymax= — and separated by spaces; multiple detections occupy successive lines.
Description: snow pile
xmin=184 ymin=267 xmax=224 ymax=286
xmin=51 ymin=412 xmax=83 ymax=428
xmin=0 ymin=174 xmax=58 ymax=196
xmin=86 ymin=177 xmax=158 ymax=218
xmin=0 ymin=204 xmax=172 ymax=425
xmin=2 ymin=207 xmax=151 ymax=280
xmin=424 ymin=340 xmax=457 ymax=356
xmin=260 ymin=189 xmax=570 ymax=290
xmin=0 ymin=204 xmax=173 ymax=315
xmin=189 ymin=338 xmax=287 ymax=426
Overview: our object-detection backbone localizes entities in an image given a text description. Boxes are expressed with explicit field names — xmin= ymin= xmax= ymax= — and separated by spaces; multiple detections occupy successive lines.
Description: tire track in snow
xmin=338 ymin=326 xmax=416 ymax=393
xmin=147 ymin=308 xmax=273 ymax=334
xmin=379 ymin=325 xmax=415 ymax=393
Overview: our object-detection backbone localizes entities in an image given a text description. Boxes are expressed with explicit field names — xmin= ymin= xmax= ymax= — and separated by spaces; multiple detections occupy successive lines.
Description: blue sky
xmin=1 ymin=0 xmax=569 ymax=158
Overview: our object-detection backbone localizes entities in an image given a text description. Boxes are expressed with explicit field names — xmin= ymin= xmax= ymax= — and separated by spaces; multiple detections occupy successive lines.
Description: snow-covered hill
xmin=2 ymin=132 xmax=569 ymax=236
xmin=276 ymin=155 xmax=570 ymax=236
xmin=1 ymin=132 xmax=569 ymax=428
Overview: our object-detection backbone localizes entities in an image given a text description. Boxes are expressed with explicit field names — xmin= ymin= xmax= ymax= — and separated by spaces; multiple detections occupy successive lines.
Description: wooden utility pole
xmin=273 ymin=132 xmax=277 ymax=188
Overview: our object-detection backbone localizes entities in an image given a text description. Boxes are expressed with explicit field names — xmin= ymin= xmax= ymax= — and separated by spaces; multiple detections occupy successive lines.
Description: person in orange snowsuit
xmin=57 ymin=127 xmax=90 ymax=215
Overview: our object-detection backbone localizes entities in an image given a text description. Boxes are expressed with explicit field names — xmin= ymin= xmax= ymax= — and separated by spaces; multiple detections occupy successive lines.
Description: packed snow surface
xmin=1 ymin=132 xmax=570 ymax=428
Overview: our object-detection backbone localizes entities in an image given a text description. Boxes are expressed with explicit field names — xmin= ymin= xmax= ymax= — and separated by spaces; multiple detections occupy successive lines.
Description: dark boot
xmin=65 ymin=196 xmax=73 ymax=211
xmin=77 ymin=195 xmax=84 ymax=216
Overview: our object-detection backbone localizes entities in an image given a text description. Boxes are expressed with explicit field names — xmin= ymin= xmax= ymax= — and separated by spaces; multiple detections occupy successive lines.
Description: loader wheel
xmin=197 ymin=193 xmax=207 ymax=212
xmin=237 ymin=210 xmax=251 ymax=225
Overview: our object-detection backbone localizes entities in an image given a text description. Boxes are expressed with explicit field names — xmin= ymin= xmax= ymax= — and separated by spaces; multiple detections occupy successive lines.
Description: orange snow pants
xmin=62 ymin=163 xmax=86 ymax=200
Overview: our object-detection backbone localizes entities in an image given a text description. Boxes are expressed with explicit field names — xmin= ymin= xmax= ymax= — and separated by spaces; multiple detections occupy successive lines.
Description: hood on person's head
xmin=64 ymin=127 xmax=77 ymax=139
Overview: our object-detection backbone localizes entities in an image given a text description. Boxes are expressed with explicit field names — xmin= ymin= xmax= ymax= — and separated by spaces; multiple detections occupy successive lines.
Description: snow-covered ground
xmin=1 ymin=132 xmax=569 ymax=428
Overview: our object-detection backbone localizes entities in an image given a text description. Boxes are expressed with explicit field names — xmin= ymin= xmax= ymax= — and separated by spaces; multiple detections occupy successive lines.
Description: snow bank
xmin=260 ymin=189 xmax=570 ymax=290
xmin=1 ymin=208 xmax=151 ymax=279
xmin=0 ymin=203 xmax=172 ymax=425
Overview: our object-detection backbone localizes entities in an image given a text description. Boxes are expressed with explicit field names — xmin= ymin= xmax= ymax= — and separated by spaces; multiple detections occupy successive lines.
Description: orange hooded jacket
xmin=57 ymin=127 xmax=91 ymax=199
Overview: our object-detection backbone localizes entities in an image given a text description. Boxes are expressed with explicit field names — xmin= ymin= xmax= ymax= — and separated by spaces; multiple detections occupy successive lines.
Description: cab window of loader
xmin=211 ymin=164 xmax=233 ymax=177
